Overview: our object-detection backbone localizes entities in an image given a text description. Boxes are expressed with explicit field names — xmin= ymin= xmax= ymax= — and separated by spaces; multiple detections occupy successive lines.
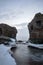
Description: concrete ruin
xmin=0 ymin=23 xmax=17 ymax=39
xmin=28 ymin=13 xmax=43 ymax=43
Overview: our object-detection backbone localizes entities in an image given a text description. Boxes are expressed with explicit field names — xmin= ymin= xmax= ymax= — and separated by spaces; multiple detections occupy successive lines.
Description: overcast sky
xmin=0 ymin=0 xmax=43 ymax=26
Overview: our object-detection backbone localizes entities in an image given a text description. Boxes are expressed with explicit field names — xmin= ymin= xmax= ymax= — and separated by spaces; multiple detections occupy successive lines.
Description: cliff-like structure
xmin=28 ymin=13 xmax=43 ymax=43
xmin=0 ymin=23 xmax=17 ymax=39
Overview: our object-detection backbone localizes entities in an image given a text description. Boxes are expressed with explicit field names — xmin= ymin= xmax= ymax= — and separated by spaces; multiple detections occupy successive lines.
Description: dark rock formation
xmin=28 ymin=13 xmax=43 ymax=43
xmin=0 ymin=23 xmax=17 ymax=39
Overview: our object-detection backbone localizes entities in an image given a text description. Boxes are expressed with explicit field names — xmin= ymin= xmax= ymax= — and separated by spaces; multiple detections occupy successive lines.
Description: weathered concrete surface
xmin=28 ymin=13 xmax=43 ymax=43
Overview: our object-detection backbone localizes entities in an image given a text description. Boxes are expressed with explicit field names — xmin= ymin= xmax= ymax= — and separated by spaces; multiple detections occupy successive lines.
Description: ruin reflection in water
xmin=29 ymin=47 xmax=43 ymax=65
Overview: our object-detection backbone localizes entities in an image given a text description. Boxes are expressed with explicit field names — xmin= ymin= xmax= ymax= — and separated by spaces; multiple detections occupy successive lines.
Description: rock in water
xmin=28 ymin=13 xmax=43 ymax=43
xmin=0 ymin=23 xmax=17 ymax=39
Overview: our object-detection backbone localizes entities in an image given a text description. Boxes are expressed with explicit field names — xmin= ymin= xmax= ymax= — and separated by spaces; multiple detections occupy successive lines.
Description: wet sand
xmin=11 ymin=44 xmax=43 ymax=65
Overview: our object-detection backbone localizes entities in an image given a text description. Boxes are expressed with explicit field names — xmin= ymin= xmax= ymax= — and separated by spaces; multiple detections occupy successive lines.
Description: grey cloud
xmin=0 ymin=10 xmax=24 ymax=20
xmin=15 ymin=23 xmax=28 ymax=27
xmin=0 ymin=14 xmax=9 ymax=20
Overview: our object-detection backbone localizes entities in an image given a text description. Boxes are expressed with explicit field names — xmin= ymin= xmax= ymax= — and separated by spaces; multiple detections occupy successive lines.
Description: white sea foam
xmin=28 ymin=42 xmax=43 ymax=49
xmin=0 ymin=44 xmax=16 ymax=65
